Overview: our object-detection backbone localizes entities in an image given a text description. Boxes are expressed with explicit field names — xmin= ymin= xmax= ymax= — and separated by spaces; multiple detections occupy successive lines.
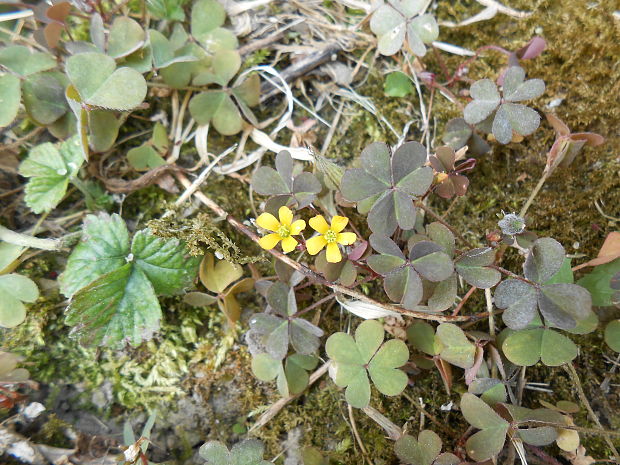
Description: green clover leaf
xmin=251 ymin=151 xmax=322 ymax=211
xmin=463 ymin=66 xmax=545 ymax=144
xmin=65 ymin=52 xmax=147 ymax=111
xmin=341 ymin=142 xmax=433 ymax=236
xmin=325 ymin=320 xmax=409 ymax=408
xmin=495 ymin=238 xmax=592 ymax=330
xmin=367 ymin=235 xmax=453 ymax=309
xmin=0 ymin=273 xmax=39 ymax=328
xmin=502 ymin=327 xmax=578 ymax=367
xmin=199 ymin=439 xmax=270 ymax=465
xmin=249 ymin=282 xmax=324 ymax=360
xmin=460 ymin=393 xmax=509 ymax=462
xmin=370 ymin=1 xmax=439 ymax=56
xmin=251 ymin=352 xmax=318 ymax=397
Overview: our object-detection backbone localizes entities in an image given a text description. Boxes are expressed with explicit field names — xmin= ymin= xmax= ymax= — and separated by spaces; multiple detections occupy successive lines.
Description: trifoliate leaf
xmin=65 ymin=52 xmax=147 ymax=110
xmin=370 ymin=3 xmax=437 ymax=56
xmin=251 ymin=151 xmax=321 ymax=210
xmin=464 ymin=67 xmax=544 ymax=144
xmin=189 ymin=91 xmax=243 ymax=135
xmin=341 ymin=142 xmax=433 ymax=236
xmin=502 ymin=328 xmax=577 ymax=366
xmin=249 ymin=282 xmax=323 ymax=360
xmin=251 ymin=352 xmax=318 ymax=397
xmin=326 ymin=320 xmax=408 ymax=408
xmin=460 ymin=393 xmax=509 ymax=462
xmin=455 ymin=247 xmax=500 ymax=289
xmin=60 ymin=213 xmax=199 ymax=347
xmin=19 ymin=136 xmax=84 ymax=213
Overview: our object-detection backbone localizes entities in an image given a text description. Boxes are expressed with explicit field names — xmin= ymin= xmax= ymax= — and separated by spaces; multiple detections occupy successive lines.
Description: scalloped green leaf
xmin=19 ymin=136 xmax=84 ymax=213
xmin=60 ymin=213 xmax=199 ymax=347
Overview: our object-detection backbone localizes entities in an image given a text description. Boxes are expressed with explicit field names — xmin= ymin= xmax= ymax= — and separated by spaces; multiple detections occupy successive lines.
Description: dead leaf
xmin=573 ymin=232 xmax=620 ymax=271
xmin=562 ymin=445 xmax=595 ymax=465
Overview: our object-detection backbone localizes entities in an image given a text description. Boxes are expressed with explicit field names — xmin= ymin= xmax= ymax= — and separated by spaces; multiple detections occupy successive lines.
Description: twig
xmin=249 ymin=362 xmax=330 ymax=432
xmin=564 ymin=363 xmax=620 ymax=461
xmin=174 ymin=145 xmax=236 ymax=206
xmin=174 ymin=172 xmax=492 ymax=323
xmin=361 ymin=406 xmax=402 ymax=441
xmin=485 ymin=288 xmax=497 ymax=379
xmin=260 ymin=42 xmax=343 ymax=100
xmin=520 ymin=171 xmax=549 ymax=218
xmin=474 ymin=0 xmax=532 ymax=18
xmin=490 ymin=265 xmax=538 ymax=286
xmin=518 ymin=420 xmax=620 ymax=438
xmin=238 ymin=19 xmax=305 ymax=56
xmin=452 ymin=285 xmax=477 ymax=316
xmin=402 ymin=393 xmax=458 ymax=436
xmin=348 ymin=405 xmax=372 ymax=465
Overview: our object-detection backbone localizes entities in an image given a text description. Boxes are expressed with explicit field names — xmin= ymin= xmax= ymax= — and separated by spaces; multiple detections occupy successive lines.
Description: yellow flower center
xmin=277 ymin=224 xmax=291 ymax=238
xmin=324 ymin=229 xmax=338 ymax=243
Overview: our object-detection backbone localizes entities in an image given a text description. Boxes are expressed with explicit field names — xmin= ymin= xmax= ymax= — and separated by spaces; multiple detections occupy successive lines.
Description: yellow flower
xmin=306 ymin=215 xmax=357 ymax=263
xmin=257 ymin=206 xmax=306 ymax=253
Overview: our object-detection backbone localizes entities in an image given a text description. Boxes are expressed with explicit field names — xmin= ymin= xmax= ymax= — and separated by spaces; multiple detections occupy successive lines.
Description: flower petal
xmin=306 ymin=235 xmax=327 ymax=255
xmin=256 ymin=213 xmax=280 ymax=232
xmin=337 ymin=232 xmax=357 ymax=245
xmin=281 ymin=236 xmax=298 ymax=253
xmin=309 ymin=215 xmax=330 ymax=234
xmin=290 ymin=219 xmax=306 ymax=235
xmin=330 ymin=215 xmax=349 ymax=232
xmin=258 ymin=233 xmax=281 ymax=250
xmin=326 ymin=243 xmax=342 ymax=263
xmin=278 ymin=206 xmax=293 ymax=226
